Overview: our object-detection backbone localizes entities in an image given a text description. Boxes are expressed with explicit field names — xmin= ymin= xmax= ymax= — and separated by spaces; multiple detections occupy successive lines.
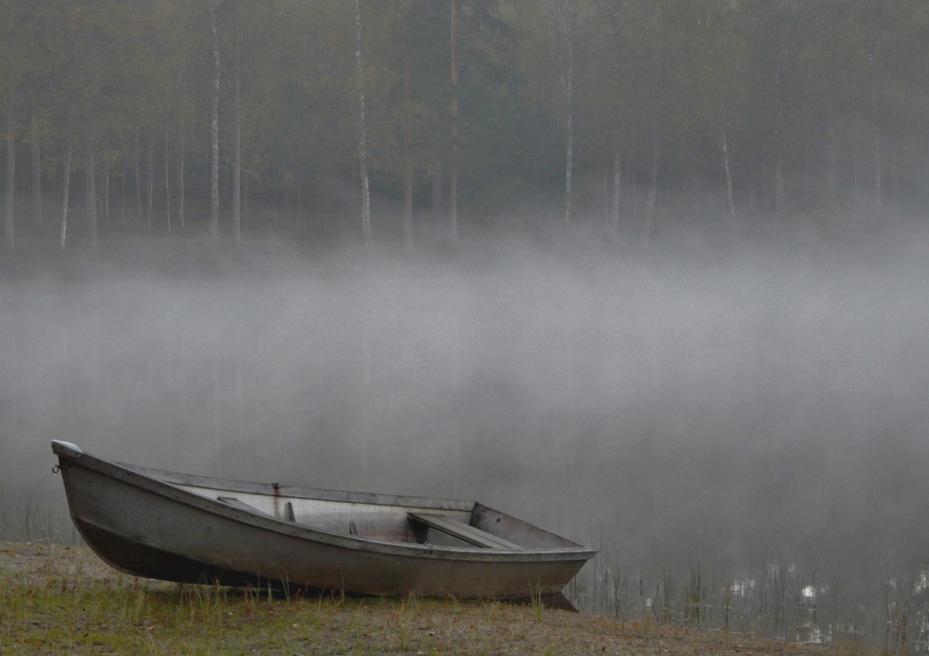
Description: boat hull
xmin=56 ymin=447 xmax=593 ymax=599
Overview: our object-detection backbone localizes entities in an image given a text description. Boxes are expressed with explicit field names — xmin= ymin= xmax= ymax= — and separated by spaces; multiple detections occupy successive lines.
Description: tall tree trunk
xmin=869 ymin=46 xmax=882 ymax=215
xmin=403 ymin=166 xmax=413 ymax=251
xmin=30 ymin=118 xmax=41 ymax=225
xmin=629 ymin=151 xmax=638 ymax=218
xmin=178 ymin=113 xmax=185 ymax=229
xmin=354 ymin=0 xmax=372 ymax=242
xmin=243 ymin=173 xmax=248 ymax=222
xmin=4 ymin=2 xmax=14 ymax=250
xmin=773 ymin=32 xmax=786 ymax=214
xmin=644 ymin=130 xmax=659 ymax=245
xmin=59 ymin=140 xmax=72 ymax=250
xmin=103 ymin=158 xmax=110 ymax=224
xmin=430 ymin=153 xmax=443 ymax=216
xmin=825 ymin=118 xmax=838 ymax=210
xmin=873 ymin=126 xmax=882 ymax=214
xmin=611 ymin=147 xmax=621 ymax=241
xmin=4 ymin=78 xmax=15 ymax=250
xmin=85 ymin=140 xmax=98 ymax=247
xmin=646 ymin=131 xmax=659 ymax=218
xmin=146 ymin=132 xmax=154 ymax=229
xmin=232 ymin=1 xmax=241 ymax=243
xmin=563 ymin=40 xmax=574 ymax=224
xmin=852 ymin=111 xmax=862 ymax=212
xmin=774 ymin=158 xmax=785 ymax=214
xmin=164 ymin=125 xmax=171 ymax=232
xmin=448 ymin=0 xmax=459 ymax=244
xmin=721 ymin=126 xmax=736 ymax=224
xmin=295 ymin=171 xmax=302 ymax=222
xmin=134 ymin=131 xmax=142 ymax=219
xmin=402 ymin=33 xmax=413 ymax=252
xmin=120 ymin=162 xmax=126 ymax=223
xmin=209 ymin=0 xmax=221 ymax=236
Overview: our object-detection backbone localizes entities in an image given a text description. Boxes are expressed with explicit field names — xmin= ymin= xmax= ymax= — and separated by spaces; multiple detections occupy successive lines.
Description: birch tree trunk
xmin=629 ymin=151 xmax=638 ymax=218
xmin=209 ymin=0 xmax=222 ymax=237
xmin=133 ymin=131 xmax=142 ymax=219
xmin=721 ymin=126 xmax=736 ymax=224
xmin=644 ymin=129 xmax=659 ymax=243
xmin=403 ymin=168 xmax=413 ymax=251
xmin=562 ymin=40 xmax=574 ymax=224
xmin=3 ymin=2 xmax=14 ymax=250
xmin=232 ymin=2 xmax=241 ymax=243
xmin=85 ymin=140 xmax=98 ymax=247
xmin=869 ymin=46 xmax=882 ymax=214
xmin=448 ymin=0 xmax=459 ymax=244
xmin=4 ymin=79 xmax=15 ymax=250
xmin=402 ymin=34 xmax=413 ymax=252
xmin=164 ymin=125 xmax=171 ymax=232
xmin=430 ymin=152 xmax=442 ymax=216
xmin=359 ymin=312 xmax=373 ymax=481
xmin=295 ymin=171 xmax=302 ymax=222
xmin=774 ymin=161 xmax=785 ymax=214
xmin=178 ymin=115 xmax=185 ymax=230
xmin=146 ymin=132 xmax=154 ymax=229
xmin=103 ymin=158 xmax=110 ymax=224
xmin=773 ymin=33 xmax=786 ymax=213
xmin=610 ymin=147 xmax=621 ymax=241
xmin=823 ymin=119 xmax=838 ymax=213
xmin=354 ymin=0 xmax=372 ymax=242
xmin=30 ymin=118 xmax=41 ymax=225
xmin=120 ymin=162 xmax=126 ymax=223
xmin=873 ymin=126 xmax=882 ymax=214
xmin=59 ymin=140 xmax=72 ymax=250
xmin=852 ymin=112 xmax=862 ymax=211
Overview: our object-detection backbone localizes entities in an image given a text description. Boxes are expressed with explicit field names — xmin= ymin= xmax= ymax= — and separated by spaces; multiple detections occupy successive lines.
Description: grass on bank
xmin=0 ymin=541 xmax=871 ymax=655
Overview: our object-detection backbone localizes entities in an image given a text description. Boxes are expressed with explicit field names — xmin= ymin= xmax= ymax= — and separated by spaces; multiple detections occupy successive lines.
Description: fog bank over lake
xmin=3 ymin=232 xmax=927 ymax=596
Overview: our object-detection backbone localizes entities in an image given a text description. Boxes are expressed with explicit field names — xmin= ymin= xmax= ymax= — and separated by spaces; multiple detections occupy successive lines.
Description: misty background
xmin=4 ymin=232 xmax=929 ymax=642
xmin=2 ymin=0 xmax=929 ymax=649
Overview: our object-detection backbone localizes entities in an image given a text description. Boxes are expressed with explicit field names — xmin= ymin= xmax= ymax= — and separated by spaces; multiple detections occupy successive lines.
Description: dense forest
xmin=1 ymin=0 xmax=928 ymax=250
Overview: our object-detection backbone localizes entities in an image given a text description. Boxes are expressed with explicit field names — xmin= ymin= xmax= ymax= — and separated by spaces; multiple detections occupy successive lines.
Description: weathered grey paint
xmin=52 ymin=441 xmax=595 ymax=599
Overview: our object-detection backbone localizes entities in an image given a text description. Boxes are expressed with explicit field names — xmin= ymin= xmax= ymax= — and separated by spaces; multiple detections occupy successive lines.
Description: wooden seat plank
xmin=408 ymin=512 xmax=521 ymax=550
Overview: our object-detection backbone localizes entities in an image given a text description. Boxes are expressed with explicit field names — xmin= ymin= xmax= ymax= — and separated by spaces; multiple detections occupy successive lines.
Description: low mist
xmin=3 ymin=226 xmax=928 ymax=612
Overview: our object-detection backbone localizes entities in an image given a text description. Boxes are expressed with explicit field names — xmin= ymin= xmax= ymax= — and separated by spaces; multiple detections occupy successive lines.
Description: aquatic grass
xmin=0 ymin=484 xmax=67 ymax=543
xmin=685 ymin=562 xmax=703 ymax=626
xmin=568 ymin=547 xmax=929 ymax=653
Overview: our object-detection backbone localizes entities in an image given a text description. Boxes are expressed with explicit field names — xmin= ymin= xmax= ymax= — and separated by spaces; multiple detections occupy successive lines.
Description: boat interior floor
xmin=213 ymin=496 xmax=524 ymax=550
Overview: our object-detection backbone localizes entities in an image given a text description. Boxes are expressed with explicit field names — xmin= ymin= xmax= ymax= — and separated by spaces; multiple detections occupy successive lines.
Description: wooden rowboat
xmin=52 ymin=441 xmax=595 ymax=602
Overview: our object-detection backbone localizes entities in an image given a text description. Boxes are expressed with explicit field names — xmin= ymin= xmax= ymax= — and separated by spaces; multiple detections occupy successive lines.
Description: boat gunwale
xmin=121 ymin=463 xmax=476 ymax=512
xmin=53 ymin=443 xmax=597 ymax=564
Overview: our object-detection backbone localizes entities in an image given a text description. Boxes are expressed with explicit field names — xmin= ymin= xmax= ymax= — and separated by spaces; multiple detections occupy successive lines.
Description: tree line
xmin=1 ymin=0 xmax=927 ymax=251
